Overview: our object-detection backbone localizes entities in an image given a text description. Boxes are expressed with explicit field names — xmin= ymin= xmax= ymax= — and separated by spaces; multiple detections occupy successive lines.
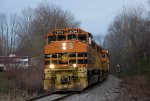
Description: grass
xmin=114 ymin=60 xmax=150 ymax=101
xmin=0 ymin=72 xmax=9 ymax=95
xmin=0 ymin=72 xmax=30 ymax=101
xmin=0 ymin=62 xmax=44 ymax=101
xmin=116 ymin=61 xmax=150 ymax=80
xmin=114 ymin=75 xmax=150 ymax=101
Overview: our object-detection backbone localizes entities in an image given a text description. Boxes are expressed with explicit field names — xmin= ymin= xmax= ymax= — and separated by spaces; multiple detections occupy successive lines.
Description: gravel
xmin=63 ymin=75 xmax=122 ymax=101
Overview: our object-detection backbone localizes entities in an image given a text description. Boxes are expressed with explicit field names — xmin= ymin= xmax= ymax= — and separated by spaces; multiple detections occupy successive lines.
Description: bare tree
xmin=1 ymin=2 xmax=80 ymax=58
xmin=9 ymin=14 xmax=19 ymax=53
xmin=0 ymin=13 xmax=9 ymax=55
xmin=15 ymin=8 xmax=36 ymax=56
xmin=104 ymin=6 xmax=150 ymax=72
xmin=16 ymin=3 xmax=80 ymax=57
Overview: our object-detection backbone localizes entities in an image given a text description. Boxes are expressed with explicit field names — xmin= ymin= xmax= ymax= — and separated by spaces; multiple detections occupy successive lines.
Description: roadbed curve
xmin=62 ymin=75 xmax=121 ymax=101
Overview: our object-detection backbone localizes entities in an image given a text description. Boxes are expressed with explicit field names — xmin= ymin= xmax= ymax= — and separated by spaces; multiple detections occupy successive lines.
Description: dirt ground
xmin=115 ymin=75 xmax=150 ymax=101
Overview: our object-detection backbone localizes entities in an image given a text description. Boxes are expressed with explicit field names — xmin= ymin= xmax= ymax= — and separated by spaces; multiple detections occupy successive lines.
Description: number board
xmin=53 ymin=30 xmax=64 ymax=34
xmin=68 ymin=30 xmax=78 ymax=34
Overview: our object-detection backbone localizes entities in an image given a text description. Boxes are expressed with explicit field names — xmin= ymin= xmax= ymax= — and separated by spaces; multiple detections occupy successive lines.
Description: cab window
xmin=48 ymin=36 xmax=56 ymax=44
xmin=57 ymin=35 xmax=66 ymax=41
xmin=78 ymin=34 xmax=87 ymax=43
xmin=68 ymin=34 xmax=76 ymax=40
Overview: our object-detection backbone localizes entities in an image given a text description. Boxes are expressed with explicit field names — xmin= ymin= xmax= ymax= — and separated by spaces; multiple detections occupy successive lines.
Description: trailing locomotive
xmin=44 ymin=28 xmax=109 ymax=91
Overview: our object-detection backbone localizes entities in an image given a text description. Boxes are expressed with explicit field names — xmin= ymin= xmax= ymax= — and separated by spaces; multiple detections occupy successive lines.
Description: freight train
xmin=44 ymin=28 xmax=109 ymax=91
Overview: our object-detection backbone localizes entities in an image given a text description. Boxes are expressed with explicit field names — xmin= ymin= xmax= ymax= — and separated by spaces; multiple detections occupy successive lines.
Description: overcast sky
xmin=0 ymin=0 xmax=149 ymax=35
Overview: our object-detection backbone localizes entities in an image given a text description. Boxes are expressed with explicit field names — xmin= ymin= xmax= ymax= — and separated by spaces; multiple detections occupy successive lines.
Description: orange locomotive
xmin=44 ymin=28 xmax=109 ymax=91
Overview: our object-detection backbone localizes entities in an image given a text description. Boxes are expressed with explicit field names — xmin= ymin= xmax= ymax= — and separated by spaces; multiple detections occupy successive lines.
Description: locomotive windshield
xmin=68 ymin=34 xmax=76 ymax=40
xmin=48 ymin=36 xmax=56 ymax=44
xmin=57 ymin=35 xmax=66 ymax=41
xmin=78 ymin=34 xmax=87 ymax=42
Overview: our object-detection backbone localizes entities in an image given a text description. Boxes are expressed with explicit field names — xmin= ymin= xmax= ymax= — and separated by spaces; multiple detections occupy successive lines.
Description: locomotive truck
xmin=44 ymin=28 xmax=109 ymax=91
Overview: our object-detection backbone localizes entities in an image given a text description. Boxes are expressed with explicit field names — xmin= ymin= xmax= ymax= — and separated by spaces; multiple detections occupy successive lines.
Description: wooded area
xmin=103 ymin=6 xmax=150 ymax=72
xmin=0 ymin=3 xmax=80 ymax=57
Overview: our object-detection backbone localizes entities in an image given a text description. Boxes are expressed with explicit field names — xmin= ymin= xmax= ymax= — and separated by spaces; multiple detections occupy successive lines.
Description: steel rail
xmin=26 ymin=92 xmax=75 ymax=101
xmin=26 ymin=92 xmax=53 ymax=101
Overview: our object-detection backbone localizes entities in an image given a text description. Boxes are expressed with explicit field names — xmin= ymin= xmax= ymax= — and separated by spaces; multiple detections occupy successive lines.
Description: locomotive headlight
xmin=62 ymin=43 xmax=66 ymax=50
xmin=62 ymin=46 xmax=66 ymax=50
xmin=49 ymin=64 xmax=54 ymax=69
xmin=62 ymin=42 xmax=66 ymax=46
xmin=73 ymin=63 xmax=77 ymax=67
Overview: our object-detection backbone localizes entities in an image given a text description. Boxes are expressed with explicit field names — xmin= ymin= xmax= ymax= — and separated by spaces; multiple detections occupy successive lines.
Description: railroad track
xmin=26 ymin=92 xmax=76 ymax=101
xmin=26 ymin=80 xmax=106 ymax=101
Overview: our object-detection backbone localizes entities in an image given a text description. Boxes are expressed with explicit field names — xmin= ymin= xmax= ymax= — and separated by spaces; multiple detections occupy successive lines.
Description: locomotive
xmin=44 ymin=28 xmax=109 ymax=91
